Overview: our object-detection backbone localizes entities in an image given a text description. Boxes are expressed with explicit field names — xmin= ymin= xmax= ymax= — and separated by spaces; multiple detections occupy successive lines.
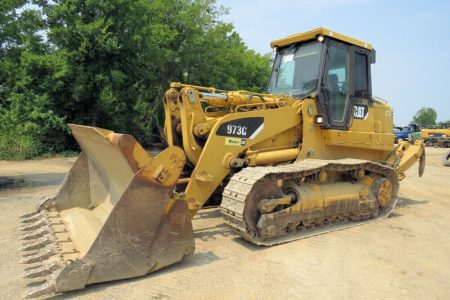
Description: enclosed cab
xmin=268 ymin=28 xmax=393 ymax=161
xmin=269 ymin=28 xmax=376 ymax=130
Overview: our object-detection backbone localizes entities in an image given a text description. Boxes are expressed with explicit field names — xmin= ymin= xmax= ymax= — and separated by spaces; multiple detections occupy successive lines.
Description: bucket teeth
xmin=22 ymin=265 xmax=48 ymax=278
xmin=20 ymin=234 xmax=53 ymax=251
xmin=19 ymin=211 xmax=40 ymax=219
xmin=19 ymin=220 xmax=47 ymax=232
xmin=22 ymin=280 xmax=54 ymax=298
xmin=21 ymin=245 xmax=57 ymax=264
xmin=19 ymin=212 xmax=44 ymax=224
xmin=19 ymin=226 xmax=51 ymax=240
xmin=22 ymin=261 xmax=59 ymax=278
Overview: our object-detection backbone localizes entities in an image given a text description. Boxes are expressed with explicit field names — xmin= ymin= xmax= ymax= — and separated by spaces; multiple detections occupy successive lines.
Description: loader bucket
xmin=19 ymin=125 xmax=195 ymax=298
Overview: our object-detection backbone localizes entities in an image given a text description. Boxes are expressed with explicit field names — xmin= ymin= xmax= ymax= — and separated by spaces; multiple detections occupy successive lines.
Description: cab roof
xmin=270 ymin=27 xmax=373 ymax=50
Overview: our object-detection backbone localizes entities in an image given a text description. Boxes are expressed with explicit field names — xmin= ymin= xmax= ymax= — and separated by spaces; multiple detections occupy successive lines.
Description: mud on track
xmin=1 ymin=148 xmax=449 ymax=299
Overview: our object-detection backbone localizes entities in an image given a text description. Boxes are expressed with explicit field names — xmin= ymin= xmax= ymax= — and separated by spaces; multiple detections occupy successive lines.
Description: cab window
xmin=354 ymin=52 xmax=369 ymax=98
xmin=325 ymin=41 xmax=349 ymax=123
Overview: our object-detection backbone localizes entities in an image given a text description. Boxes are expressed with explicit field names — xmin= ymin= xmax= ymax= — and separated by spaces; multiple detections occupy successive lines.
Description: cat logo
xmin=352 ymin=104 xmax=368 ymax=120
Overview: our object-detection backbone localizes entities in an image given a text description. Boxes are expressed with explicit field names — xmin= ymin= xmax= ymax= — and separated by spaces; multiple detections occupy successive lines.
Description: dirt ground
xmin=1 ymin=148 xmax=449 ymax=299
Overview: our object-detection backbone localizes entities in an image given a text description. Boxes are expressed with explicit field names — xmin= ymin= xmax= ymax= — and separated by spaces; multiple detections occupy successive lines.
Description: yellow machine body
xmin=421 ymin=127 xmax=450 ymax=139
xmin=164 ymin=85 xmax=400 ymax=215
xmin=421 ymin=127 xmax=450 ymax=147
xmin=19 ymin=28 xmax=425 ymax=297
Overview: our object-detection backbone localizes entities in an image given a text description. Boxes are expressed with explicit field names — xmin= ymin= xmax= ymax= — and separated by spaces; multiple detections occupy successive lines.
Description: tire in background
xmin=442 ymin=150 xmax=450 ymax=167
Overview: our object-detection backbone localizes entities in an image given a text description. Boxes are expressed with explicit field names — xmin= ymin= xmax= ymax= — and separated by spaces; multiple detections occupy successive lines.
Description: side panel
xmin=297 ymin=99 xmax=394 ymax=161
xmin=184 ymin=104 xmax=302 ymax=215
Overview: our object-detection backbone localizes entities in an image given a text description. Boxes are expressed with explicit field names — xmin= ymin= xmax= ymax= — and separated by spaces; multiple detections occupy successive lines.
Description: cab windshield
xmin=267 ymin=41 xmax=323 ymax=98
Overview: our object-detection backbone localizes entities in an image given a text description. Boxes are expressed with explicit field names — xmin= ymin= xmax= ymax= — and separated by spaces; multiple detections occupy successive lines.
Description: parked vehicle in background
xmin=409 ymin=131 xmax=422 ymax=144
xmin=421 ymin=125 xmax=450 ymax=148
xmin=394 ymin=124 xmax=419 ymax=143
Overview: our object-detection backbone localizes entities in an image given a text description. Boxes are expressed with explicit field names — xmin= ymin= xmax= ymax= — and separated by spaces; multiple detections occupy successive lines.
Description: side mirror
xmin=270 ymin=50 xmax=276 ymax=62
xmin=266 ymin=51 xmax=276 ymax=70
xmin=369 ymin=49 xmax=376 ymax=64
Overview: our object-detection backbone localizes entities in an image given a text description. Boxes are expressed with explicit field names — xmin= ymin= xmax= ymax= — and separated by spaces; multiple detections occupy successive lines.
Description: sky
xmin=216 ymin=0 xmax=450 ymax=126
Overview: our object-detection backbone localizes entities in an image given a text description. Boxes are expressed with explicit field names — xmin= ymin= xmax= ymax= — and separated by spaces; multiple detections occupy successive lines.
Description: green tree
xmin=0 ymin=1 xmax=67 ymax=159
xmin=0 ymin=0 xmax=271 ymax=159
xmin=39 ymin=0 xmax=269 ymax=145
xmin=413 ymin=107 xmax=437 ymax=128
xmin=1 ymin=0 xmax=27 ymax=106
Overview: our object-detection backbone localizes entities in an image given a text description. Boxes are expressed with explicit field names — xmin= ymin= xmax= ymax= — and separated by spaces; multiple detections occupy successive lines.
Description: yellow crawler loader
xmin=19 ymin=28 xmax=425 ymax=297
xmin=421 ymin=127 xmax=450 ymax=147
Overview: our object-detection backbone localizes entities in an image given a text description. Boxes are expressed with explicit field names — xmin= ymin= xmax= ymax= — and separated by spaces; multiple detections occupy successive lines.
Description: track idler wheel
xmin=243 ymin=180 xmax=283 ymax=238
xmin=375 ymin=178 xmax=393 ymax=208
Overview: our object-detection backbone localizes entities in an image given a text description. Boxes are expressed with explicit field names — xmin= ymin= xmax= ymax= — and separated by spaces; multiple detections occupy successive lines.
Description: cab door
xmin=322 ymin=40 xmax=373 ymax=129
xmin=323 ymin=40 xmax=351 ymax=129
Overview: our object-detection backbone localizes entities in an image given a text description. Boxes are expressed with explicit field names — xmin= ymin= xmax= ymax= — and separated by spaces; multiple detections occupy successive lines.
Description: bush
xmin=0 ymin=93 xmax=68 ymax=160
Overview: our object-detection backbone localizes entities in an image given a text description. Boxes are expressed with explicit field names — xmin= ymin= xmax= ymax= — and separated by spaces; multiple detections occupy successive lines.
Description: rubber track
xmin=220 ymin=158 xmax=399 ymax=246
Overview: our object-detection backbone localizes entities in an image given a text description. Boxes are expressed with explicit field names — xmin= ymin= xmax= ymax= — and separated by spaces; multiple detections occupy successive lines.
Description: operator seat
xmin=328 ymin=74 xmax=346 ymax=122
